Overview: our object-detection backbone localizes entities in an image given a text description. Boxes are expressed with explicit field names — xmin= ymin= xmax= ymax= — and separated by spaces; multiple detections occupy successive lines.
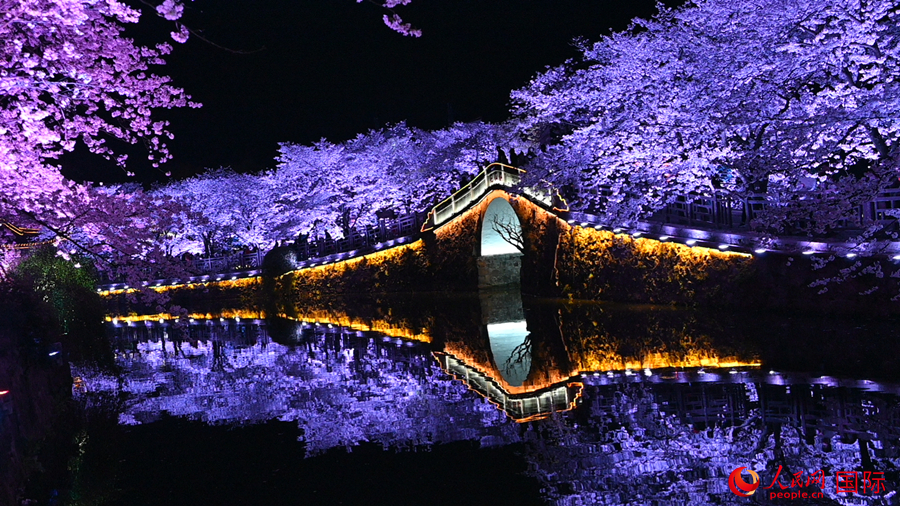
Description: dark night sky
xmin=60 ymin=0 xmax=665 ymax=184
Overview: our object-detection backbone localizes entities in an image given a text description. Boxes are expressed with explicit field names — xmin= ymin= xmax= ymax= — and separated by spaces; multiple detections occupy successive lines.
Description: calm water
xmin=9 ymin=289 xmax=900 ymax=505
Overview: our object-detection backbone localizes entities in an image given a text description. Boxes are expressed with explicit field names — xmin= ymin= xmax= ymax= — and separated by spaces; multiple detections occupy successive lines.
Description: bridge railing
xmin=868 ymin=187 xmax=900 ymax=223
xmin=424 ymin=163 xmax=560 ymax=231
xmin=287 ymin=211 xmax=428 ymax=262
xmin=579 ymin=186 xmax=900 ymax=233
xmin=97 ymin=249 xmax=266 ymax=284
xmin=98 ymin=211 xmax=429 ymax=284
xmin=193 ymin=251 xmax=265 ymax=274
xmin=428 ymin=164 xmax=523 ymax=228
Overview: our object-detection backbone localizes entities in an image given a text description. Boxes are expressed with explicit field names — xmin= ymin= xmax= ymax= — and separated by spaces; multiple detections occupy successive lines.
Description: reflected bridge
xmin=434 ymin=351 xmax=581 ymax=423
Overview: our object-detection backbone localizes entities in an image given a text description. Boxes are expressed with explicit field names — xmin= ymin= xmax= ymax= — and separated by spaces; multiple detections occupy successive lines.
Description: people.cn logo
xmin=728 ymin=467 xmax=760 ymax=497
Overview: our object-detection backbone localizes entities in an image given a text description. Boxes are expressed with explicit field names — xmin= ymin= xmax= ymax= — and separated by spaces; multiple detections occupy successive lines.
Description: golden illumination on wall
xmin=105 ymin=309 xmax=266 ymax=323
xmin=277 ymin=312 xmax=431 ymax=344
xmin=571 ymin=349 xmax=761 ymax=373
xmin=280 ymin=240 xmax=426 ymax=289
xmin=99 ymin=276 xmax=261 ymax=297
xmin=557 ymin=224 xmax=757 ymax=304
xmin=564 ymin=225 xmax=754 ymax=264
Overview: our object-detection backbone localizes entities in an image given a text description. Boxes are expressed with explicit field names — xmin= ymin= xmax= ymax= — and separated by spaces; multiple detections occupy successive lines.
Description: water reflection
xmin=82 ymin=289 xmax=900 ymax=505
xmin=487 ymin=320 xmax=531 ymax=387
xmin=91 ymin=317 xmax=517 ymax=455
xmin=0 ymin=328 xmax=73 ymax=505
xmin=530 ymin=380 xmax=900 ymax=505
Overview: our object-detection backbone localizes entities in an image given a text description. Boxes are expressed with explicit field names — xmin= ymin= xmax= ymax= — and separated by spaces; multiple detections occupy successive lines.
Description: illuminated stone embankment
xmin=267 ymin=188 xmax=900 ymax=314
xmin=101 ymin=188 xmax=900 ymax=314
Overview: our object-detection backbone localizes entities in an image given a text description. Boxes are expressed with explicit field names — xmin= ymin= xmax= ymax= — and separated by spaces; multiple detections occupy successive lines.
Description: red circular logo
xmin=728 ymin=467 xmax=760 ymax=497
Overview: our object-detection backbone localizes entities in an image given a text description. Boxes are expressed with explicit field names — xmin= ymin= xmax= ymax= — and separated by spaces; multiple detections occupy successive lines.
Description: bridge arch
xmin=477 ymin=195 xmax=524 ymax=288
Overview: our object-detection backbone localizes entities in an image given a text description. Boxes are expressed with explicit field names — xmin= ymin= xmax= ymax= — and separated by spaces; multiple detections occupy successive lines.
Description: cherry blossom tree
xmin=272 ymin=121 xmax=530 ymax=238
xmin=2 ymin=0 xmax=421 ymax=280
xmin=157 ymin=121 xmax=528 ymax=250
xmin=0 ymin=0 xmax=203 ymax=287
xmin=512 ymin=0 xmax=900 ymax=236
xmin=156 ymin=168 xmax=275 ymax=255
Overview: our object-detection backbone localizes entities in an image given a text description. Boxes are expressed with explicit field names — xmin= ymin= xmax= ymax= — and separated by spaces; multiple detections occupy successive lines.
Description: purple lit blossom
xmin=513 ymin=0 xmax=900 ymax=235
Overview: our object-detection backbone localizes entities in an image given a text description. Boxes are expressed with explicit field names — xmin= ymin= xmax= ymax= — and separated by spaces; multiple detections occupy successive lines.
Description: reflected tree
xmin=490 ymin=215 xmax=525 ymax=254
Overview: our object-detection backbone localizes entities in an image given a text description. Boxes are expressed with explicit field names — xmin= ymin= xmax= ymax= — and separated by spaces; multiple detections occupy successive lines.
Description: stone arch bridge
xmin=274 ymin=163 xmax=900 ymax=313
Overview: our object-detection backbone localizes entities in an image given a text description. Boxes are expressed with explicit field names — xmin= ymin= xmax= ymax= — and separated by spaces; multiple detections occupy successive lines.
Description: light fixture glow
xmin=686 ymin=239 xmax=698 ymax=245
xmin=846 ymin=253 xmax=857 ymax=258
xmin=802 ymin=250 xmax=815 ymax=255
xmin=754 ymin=248 xmax=767 ymax=254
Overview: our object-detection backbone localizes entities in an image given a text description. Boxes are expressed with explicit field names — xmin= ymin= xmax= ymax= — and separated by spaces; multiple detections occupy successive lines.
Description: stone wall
xmin=553 ymin=221 xmax=900 ymax=315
